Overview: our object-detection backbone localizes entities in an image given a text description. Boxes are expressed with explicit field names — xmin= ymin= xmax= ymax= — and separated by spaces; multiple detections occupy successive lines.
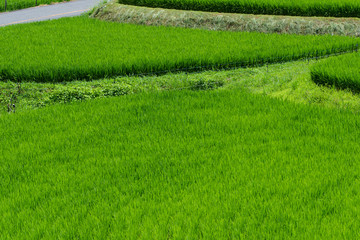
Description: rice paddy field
xmin=2 ymin=90 xmax=360 ymax=238
xmin=311 ymin=53 xmax=360 ymax=92
xmin=0 ymin=17 xmax=359 ymax=83
xmin=2 ymin=0 xmax=360 ymax=238
xmin=0 ymin=0 xmax=68 ymax=12
xmin=118 ymin=0 xmax=360 ymax=18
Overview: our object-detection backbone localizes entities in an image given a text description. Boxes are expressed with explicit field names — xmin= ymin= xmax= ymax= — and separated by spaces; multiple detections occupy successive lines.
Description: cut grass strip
xmin=1 ymin=90 xmax=360 ymax=238
xmin=91 ymin=3 xmax=360 ymax=37
xmin=0 ymin=17 xmax=358 ymax=83
xmin=311 ymin=53 xmax=360 ymax=92
xmin=118 ymin=0 xmax=360 ymax=18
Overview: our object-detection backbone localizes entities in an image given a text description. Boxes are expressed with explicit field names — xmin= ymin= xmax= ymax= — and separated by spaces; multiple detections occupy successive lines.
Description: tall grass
xmin=311 ymin=53 xmax=360 ymax=92
xmin=1 ymin=89 xmax=360 ymax=238
xmin=118 ymin=0 xmax=360 ymax=18
xmin=0 ymin=0 xmax=69 ymax=12
xmin=0 ymin=17 xmax=359 ymax=83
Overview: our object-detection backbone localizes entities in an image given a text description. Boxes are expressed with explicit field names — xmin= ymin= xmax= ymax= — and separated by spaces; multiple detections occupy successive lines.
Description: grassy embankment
xmin=2 ymin=89 xmax=360 ymax=238
xmin=91 ymin=2 xmax=360 ymax=36
xmin=3 ymin=60 xmax=360 ymax=115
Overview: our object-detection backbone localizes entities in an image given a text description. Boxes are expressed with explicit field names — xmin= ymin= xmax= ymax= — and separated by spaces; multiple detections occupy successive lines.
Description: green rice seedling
xmin=118 ymin=0 xmax=360 ymax=18
xmin=2 ymin=89 xmax=360 ymax=238
xmin=0 ymin=0 xmax=69 ymax=12
xmin=311 ymin=53 xmax=360 ymax=92
xmin=0 ymin=17 xmax=358 ymax=83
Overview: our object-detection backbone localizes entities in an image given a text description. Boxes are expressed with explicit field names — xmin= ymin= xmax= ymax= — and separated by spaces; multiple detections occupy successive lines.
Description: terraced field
xmin=0 ymin=17 xmax=358 ymax=82
xmin=1 ymin=0 xmax=360 ymax=239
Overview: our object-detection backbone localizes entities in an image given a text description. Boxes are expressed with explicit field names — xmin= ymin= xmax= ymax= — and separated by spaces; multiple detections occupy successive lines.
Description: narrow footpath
xmin=0 ymin=0 xmax=103 ymax=27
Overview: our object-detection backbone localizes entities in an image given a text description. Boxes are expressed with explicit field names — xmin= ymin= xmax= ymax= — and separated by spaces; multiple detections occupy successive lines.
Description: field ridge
xmin=91 ymin=2 xmax=360 ymax=37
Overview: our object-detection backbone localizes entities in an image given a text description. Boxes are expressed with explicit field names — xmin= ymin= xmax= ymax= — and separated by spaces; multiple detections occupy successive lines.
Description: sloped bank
xmin=90 ymin=2 xmax=360 ymax=36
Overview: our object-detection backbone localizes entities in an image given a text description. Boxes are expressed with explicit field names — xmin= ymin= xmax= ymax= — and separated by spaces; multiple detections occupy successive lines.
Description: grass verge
xmin=2 ymin=60 xmax=360 ymax=115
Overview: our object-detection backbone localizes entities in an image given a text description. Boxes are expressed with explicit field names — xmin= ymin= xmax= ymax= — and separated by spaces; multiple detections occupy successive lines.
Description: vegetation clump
xmin=311 ymin=53 xmax=360 ymax=92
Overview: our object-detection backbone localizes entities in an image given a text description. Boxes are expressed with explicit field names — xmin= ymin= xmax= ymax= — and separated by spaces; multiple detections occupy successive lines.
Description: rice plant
xmin=0 ymin=17 xmax=358 ymax=83
xmin=311 ymin=53 xmax=360 ymax=92
xmin=2 ymin=89 xmax=360 ymax=238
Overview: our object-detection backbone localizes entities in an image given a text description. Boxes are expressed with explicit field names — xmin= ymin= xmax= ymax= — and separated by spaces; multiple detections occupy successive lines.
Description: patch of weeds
xmin=189 ymin=78 xmax=225 ymax=90
xmin=0 ymin=72 xmax=226 ymax=115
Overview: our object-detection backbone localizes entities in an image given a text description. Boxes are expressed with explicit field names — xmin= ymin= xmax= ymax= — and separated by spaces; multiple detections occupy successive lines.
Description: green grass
xmin=2 ymin=89 xmax=360 ymax=238
xmin=224 ymin=60 xmax=360 ymax=111
xmin=311 ymin=53 xmax=360 ymax=92
xmin=0 ymin=17 xmax=358 ymax=83
xmin=0 ymin=73 xmax=225 ymax=113
xmin=0 ymin=0 xmax=69 ymax=12
xmin=3 ymin=60 xmax=360 ymax=115
xmin=2 ymin=8 xmax=360 ymax=239
xmin=118 ymin=0 xmax=360 ymax=18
